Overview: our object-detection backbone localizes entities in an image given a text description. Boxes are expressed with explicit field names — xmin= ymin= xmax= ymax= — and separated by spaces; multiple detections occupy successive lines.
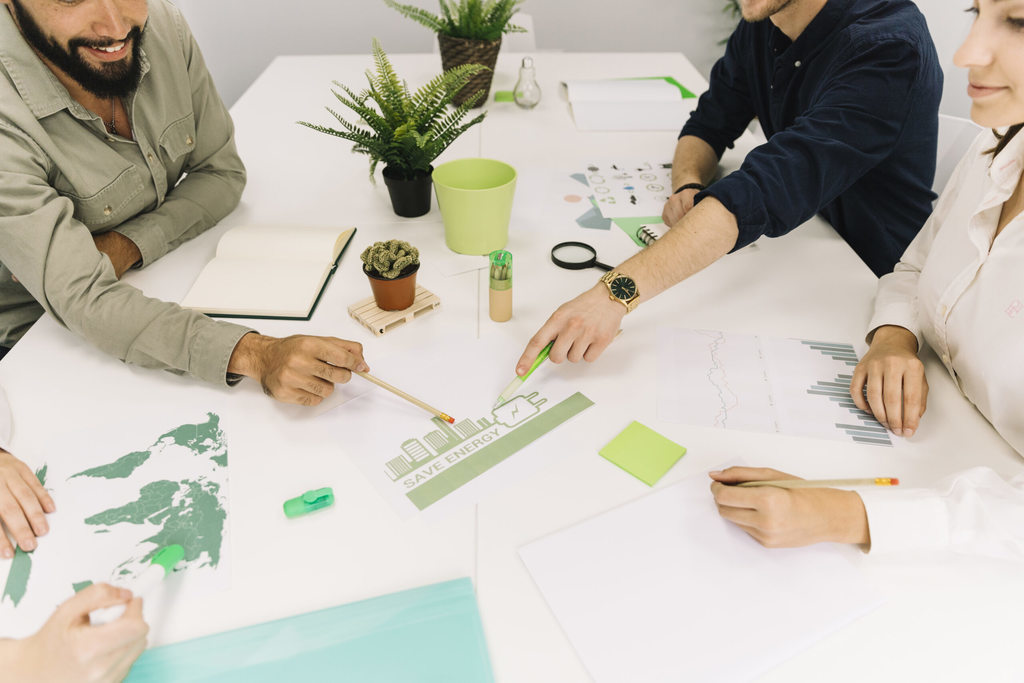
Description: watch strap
xmin=599 ymin=271 xmax=639 ymax=313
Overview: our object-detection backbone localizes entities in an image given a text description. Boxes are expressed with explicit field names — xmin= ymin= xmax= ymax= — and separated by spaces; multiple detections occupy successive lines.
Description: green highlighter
xmin=284 ymin=487 xmax=335 ymax=518
xmin=494 ymin=342 xmax=553 ymax=407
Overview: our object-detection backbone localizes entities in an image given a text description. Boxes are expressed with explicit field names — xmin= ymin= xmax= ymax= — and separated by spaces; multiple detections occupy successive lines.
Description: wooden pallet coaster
xmin=348 ymin=285 xmax=441 ymax=336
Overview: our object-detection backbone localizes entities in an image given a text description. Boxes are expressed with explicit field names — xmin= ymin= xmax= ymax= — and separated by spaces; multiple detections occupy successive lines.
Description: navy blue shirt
xmin=681 ymin=0 xmax=942 ymax=276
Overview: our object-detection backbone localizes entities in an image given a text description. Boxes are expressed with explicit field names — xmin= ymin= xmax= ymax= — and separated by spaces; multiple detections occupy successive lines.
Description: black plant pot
xmin=382 ymin=166 xmax=433 ymax=218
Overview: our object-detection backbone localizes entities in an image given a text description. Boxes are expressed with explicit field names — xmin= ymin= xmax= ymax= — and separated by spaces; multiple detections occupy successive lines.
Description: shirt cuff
xmin=859 ymin=488 xmax=950 ymax=555
xmin=189 ymin=321 xmax=255 ymax=387
xmin=866 ymin=303 xmax=924 ymax=352
xmin=113 ymin=213 xmax=168 ymax=266
xmin=698 ymin=176 xmax=768 ymax=252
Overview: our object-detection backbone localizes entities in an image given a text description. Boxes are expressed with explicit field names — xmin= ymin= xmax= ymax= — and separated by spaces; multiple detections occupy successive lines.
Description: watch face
xmin=610 ymin=276 xmax=636 ymax=300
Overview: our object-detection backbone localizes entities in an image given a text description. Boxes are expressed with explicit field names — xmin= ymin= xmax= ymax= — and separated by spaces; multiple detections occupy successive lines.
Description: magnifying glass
xmin=550 ymin=241 xmax=613 ymax=271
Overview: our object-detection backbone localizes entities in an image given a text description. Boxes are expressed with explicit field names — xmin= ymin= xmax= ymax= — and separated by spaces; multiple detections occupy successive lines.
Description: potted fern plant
xmin=361 ymin=239 xmax=420 ymax=310
xmin=383 ymin=0 xmax=526 ymax=107
xmin=298 ymin=39 xmax=487 ymax=217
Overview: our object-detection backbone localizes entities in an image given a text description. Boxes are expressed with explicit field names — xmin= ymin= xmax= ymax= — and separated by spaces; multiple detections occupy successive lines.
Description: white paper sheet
xmin=519 ymin=471 xmax=884 ymax=683
xmin=0 ymin=412 xmax=232 ymax=638
xmin=331 ymin=336 xmax=593 ymax=518
xmin=658 ymin=327 xmax=900 ymax=447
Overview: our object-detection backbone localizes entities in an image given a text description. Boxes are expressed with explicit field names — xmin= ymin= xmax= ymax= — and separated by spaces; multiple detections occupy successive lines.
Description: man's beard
xmin=740 ymin=0 xmax=797 ymax=22
xmin=10 ymin=0 xmax=143 ymax=99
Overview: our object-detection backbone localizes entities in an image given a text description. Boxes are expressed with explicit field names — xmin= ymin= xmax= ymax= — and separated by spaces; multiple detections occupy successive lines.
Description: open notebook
xmin=180 ymin=225 xmax=356 ymax=320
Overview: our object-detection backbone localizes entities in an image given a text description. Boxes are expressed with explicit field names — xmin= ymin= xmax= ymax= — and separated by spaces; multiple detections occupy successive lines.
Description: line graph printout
xmin=657 ymin=328 xmax=893 ymax=447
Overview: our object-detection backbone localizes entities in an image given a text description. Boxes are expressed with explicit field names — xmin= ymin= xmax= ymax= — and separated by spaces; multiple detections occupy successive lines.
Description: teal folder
xmin=127 ymin=578 xmax=494 ymax=682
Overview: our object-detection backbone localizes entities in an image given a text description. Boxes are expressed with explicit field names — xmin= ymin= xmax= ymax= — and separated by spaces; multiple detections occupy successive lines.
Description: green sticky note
xmin=599 ymin=421 xmax=686 ymax=486
xmin=493 ymin=90 xmax=515 ymax=102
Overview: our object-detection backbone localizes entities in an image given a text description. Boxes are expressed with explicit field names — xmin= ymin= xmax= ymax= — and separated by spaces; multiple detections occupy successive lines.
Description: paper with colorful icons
xmin=583 ymin=161 xmax=673 ymax=219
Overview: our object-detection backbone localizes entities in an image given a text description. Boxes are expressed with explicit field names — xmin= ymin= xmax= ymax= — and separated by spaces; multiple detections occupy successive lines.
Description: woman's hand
xmin=0 ymin=584 xmax=148 ymax=683
xmin=709 ymin=467 xmax=869 ymax=547
xmin=850 ymin=325 xmax=927 ymax=436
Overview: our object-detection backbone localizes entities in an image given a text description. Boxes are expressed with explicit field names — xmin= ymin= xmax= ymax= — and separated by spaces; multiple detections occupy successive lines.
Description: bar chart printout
xmin=657 ymin=328 xmax=893 ymax=447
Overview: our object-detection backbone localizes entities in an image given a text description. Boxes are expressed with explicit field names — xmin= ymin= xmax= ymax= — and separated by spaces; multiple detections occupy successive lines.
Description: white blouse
xmin=859 ymin=128 xmax=1024 ymax=559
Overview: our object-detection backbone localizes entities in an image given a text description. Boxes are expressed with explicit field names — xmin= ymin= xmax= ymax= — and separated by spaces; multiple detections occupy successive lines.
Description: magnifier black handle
xmin=594 ymin=261 xmax=613 ymax=271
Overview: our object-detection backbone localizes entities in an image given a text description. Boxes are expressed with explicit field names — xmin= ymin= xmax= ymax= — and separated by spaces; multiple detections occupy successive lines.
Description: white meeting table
xmin=1 ymin=52 xmax=1023 ymax=682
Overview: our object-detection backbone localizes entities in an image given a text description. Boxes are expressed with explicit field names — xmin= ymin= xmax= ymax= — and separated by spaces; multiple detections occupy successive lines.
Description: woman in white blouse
xmin=710 ymin=0 xmax=1024 ymax=558
xmin=0 ymin=386 xmax=149 ymax=681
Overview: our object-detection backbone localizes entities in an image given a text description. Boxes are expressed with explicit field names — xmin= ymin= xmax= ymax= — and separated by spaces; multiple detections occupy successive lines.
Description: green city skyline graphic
xmin=386 ymin=392 xmax=548 ymax=481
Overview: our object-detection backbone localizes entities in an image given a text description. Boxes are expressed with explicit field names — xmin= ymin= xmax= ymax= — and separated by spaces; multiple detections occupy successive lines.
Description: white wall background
xmin=174 ymin=0 xmax=972 ymax=119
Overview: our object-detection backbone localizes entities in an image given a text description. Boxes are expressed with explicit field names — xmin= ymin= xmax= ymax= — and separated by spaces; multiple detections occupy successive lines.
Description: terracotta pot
xmin=437 ymin=34 xmax=502 ymax=108
xmin=382 ymin=166 xmax=433 ymax=218
xmin=365 ymin=262 xmax=419 ymax=311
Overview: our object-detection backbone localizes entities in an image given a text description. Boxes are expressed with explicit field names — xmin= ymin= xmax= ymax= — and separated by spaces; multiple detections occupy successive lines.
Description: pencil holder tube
xmin=489 ymin=250 xmax=512 ymax=322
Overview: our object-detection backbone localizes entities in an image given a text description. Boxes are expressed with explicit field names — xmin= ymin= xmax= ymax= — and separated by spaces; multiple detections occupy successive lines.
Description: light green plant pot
xmin=432 ymin=158 xmax=517 ymax=254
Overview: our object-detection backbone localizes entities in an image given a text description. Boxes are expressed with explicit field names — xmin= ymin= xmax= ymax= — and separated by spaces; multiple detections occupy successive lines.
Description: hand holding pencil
xmin=709 ymin=467 xmax=873 ymax=548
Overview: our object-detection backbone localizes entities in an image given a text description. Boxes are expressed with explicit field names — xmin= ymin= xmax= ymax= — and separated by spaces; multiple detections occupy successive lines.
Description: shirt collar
xmin=786 ymin=0 xmax=856 ymax=61
xmin=0 ymin=8 xmax=151 ymax=122
xmin=987 ymin=126 xmax=1024 ymax=194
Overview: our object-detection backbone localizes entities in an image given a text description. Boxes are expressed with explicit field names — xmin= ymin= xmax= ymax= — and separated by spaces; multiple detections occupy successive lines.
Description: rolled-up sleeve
xmin=0 ymin=123 xmax=251 ymax=386
xmin=697 ymin=38 xmax=924 ymax=251
xmin=112 ymin=6 xmax=245 ymax=266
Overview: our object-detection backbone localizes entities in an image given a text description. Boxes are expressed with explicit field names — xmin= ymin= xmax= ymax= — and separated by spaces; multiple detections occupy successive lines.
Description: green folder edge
xmin=626 ymin=76 xmax=696 ymax=99
xmin=205 ymin=227 xmax=357 ymax=322
xmin=126 ymin=577 xmax=494 ymax=683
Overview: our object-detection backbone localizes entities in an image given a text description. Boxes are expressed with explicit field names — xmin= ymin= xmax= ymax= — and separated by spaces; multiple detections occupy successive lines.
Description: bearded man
xmin=0 ymin=0 xmax=369 ymax=406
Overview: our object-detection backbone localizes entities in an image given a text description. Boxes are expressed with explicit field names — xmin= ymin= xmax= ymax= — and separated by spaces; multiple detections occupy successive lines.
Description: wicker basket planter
xmin=438 ymin=34 xmax=502 ymax=108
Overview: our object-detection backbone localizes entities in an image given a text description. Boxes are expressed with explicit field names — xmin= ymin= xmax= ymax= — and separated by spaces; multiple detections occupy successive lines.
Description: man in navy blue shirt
xmin=664 ymin=0 xmax=941 ymax=278
xmin=513 ymin=0 xmax=942 ymax=377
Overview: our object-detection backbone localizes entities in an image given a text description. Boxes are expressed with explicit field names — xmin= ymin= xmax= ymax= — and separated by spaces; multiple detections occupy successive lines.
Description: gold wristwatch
xmin=599 ymin=271 xmax=639 ymax=313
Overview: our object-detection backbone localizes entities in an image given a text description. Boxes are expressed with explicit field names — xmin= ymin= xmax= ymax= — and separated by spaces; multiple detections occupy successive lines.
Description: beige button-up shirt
xmin=0 ymin=0 xmax=251 ymax=384
xmin=860 ymin=129 xmax=1024 ymax=559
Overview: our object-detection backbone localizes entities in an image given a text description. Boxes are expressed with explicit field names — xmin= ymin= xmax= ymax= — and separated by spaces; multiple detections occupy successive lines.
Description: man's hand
xmin=709 ymin=467 xmax=870 ymax=547
xmin=92 ymin=232 xmax=142 ymax=279
xmin=849 ymin=325 xmax=927 ymax=437
xmin=0 ymin=449 xmax=55 ymax=558
xmin=0 ymin=584 xmax=148 ymax=683
xmin=516 ymin=284 xmax=625 ymax=375
xmin=661 ymin=187 xmax=701 ymax=227
xmin=228 ymin=333 xmax=368 ymax=406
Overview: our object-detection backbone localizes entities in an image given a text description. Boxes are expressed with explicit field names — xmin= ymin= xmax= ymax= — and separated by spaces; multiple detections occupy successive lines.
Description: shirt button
xmin=794 ymin=60 xmax=802 ymax=68
xmin=940 ymin=304 xmax=948 ymax=316
xmin=147 ymin=152 xmax=154 ymax=162
xmin=103 ymin=205 xmax=112 ymax=216
xmin=106 ymin=136 xmax=115 ymax=142
xmin=185 ymin=136 xmax=194 ymax=146
xmin=941 ymin=353 xmax=950 ymax=365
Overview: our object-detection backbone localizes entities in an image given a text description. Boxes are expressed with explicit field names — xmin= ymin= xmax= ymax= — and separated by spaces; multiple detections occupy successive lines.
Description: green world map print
xmin=0 ymin=413 xmax=231 ymax=639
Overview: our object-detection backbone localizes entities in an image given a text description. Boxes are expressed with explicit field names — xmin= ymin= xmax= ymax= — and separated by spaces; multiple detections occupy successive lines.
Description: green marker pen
xmin=494 ymin=341 xmax=552 ymax=407
xmin=89 ymin=544 xmax=185 ymax=625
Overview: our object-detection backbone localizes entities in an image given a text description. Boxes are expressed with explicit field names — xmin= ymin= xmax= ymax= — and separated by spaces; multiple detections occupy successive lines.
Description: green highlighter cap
xmin=152 ymin=544 xmax=185 ymax=573
xmin=283 ymin=487 xmax=335 ymax=518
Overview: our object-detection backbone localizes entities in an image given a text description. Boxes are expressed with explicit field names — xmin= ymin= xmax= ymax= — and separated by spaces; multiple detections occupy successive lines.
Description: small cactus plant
xmin=361 ymin=239 xmax=420 ymax=279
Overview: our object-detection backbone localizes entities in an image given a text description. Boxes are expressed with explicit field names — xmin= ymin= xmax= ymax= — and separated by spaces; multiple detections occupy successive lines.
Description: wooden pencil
xmin=736 ymin=477 xmax=899 ymax=489
xmin=354 ymin=371 xmax=455 ymax=423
